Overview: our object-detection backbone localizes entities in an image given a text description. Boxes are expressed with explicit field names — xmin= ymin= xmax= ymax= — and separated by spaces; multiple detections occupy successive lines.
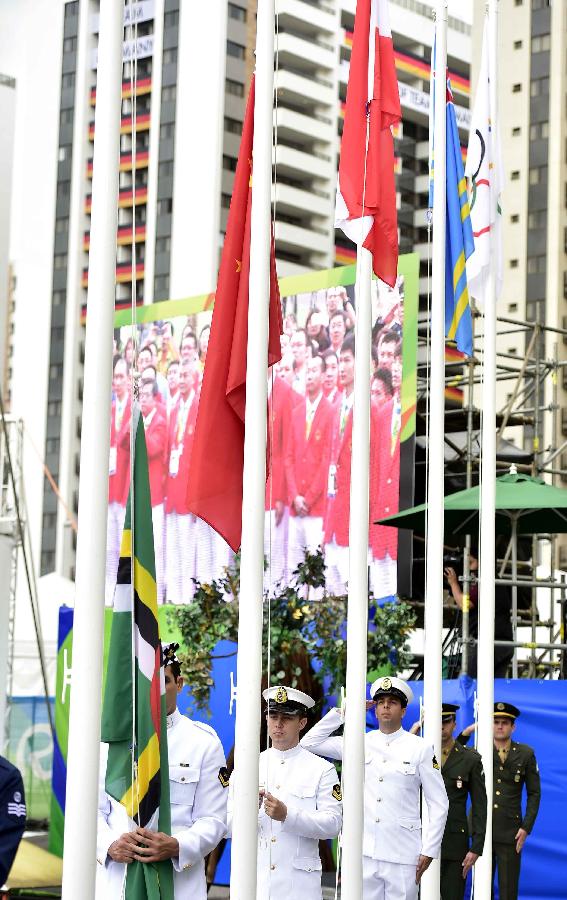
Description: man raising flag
xmin=335 ymin=0 xmax=401 ymax=287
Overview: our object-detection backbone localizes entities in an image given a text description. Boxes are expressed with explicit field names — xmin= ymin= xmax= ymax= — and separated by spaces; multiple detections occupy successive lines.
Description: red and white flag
xmin=336 ymin=0 xmax=401 ymax=287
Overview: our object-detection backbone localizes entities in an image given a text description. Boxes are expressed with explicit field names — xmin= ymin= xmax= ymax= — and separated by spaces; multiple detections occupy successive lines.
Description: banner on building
xmin=106 ymin=257 xmax=419 ymax=606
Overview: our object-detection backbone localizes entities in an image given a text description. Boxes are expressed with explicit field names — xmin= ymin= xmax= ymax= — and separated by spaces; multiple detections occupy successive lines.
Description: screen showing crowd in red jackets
xmin=106 ymin=277 xmax=406 ymax=606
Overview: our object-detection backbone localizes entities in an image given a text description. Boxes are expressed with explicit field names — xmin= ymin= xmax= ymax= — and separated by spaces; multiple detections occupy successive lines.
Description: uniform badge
xmin=380 ymin=677 xmax=392 ymax=691
xmin=432 ymin=755 xmax=440 ymax=770
xmin=456 ymin=777 xmax=462 ymax=789
xmin=218 ymin=767 xmax=230 ymax=788
xmin=275 ymin=686 xmax=288 ymax=704
xmin=497 ymin=702 xmax=505 ymax=711
xmin=514 ymin=774 xmax=520 ymax=783
xmin=315 ymin=430 xmax=321 ymax=442
xmin=14 ymin=791 xmax=21 ymax=803
xmin=332 ymin=783 xmax=342 ymax=802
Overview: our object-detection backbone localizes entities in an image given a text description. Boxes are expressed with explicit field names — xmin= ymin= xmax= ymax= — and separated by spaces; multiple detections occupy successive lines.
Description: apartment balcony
xmin=82 ymin=224 xmax=147 ymax=251
xmin=276 ymin=105 xmax=334 ymax=144
xmin=277 ymin=30 xmax=336 ymax=74
xmin=335 ymin=244 xmax=356 ymax=266
xmin=90 ymin=77 xmax=152 ymax=106
xmin=277 ymin=0 xmax=336 ymax=37
xmin=86 ymin=150 xmax=149 ymax=178
xmin=275 ymin=219 xmax=330 ymax=256
xmin=84 ymin=186 xmax=148 ymax=213
xmin=276 ymin=258 xmax=312 ymax=278
xmin=81 ymin=261 xmax=145 ymax=289
xmin=274 ymin=143 xmax=334 ymax=181
xmin=88 ymin=113 xmax=151 ymax=140
xmin=275 ymin=67 xmax=335 ymax=110
xmin=273 ymin=182 xmax=330 ymax=218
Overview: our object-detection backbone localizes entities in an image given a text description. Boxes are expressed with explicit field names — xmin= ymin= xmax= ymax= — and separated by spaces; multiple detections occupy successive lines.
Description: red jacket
xmin=284 ymin=394 xmax=333 ymax=518
xmin=266 ymin=377 xmax=293 ymax=511
xmin=323 ymin=402 xmax=353 ymax=546
xmin=369 ymin=398 xmax=400 ymax=561
xmin=165 ymin=390 xmax=199 ymax=515
xmin=144 ymin=407 xmax=168 ymax=507
xmin=108 ymin=395 xmax=132 ymax=506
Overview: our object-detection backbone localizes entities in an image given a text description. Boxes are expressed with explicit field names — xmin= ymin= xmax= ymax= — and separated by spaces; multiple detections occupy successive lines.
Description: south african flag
xmin=101 ymin=413 xmax=174 ymax=899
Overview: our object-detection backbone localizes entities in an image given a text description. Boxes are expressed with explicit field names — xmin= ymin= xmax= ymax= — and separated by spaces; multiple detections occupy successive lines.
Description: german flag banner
xmin=101 ymin=414 xmax=174 ymax=900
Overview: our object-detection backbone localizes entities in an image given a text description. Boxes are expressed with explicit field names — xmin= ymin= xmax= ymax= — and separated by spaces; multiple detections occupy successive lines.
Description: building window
xmin=54 ymin=254 xmax=68 ymax=270
xmin=160 ymin=122 xmax=175 ymax=139
xmin=154 ymin=275 xmax=170 ymax=297
xmin=531 ymin=0 xmax=550 ymax=9
xmin=63 ymin=36 xmax=77 ymax=53
xmin=226 ymin=78 xmax=245 ymax=97
xmin=512 ymin=83 xmax=522 ymax=93
xmin=532 ymin=34 xmax=550 ymax=53
xmin=48 ymin=401 xmax=62 ymax=417
xmin=50 ymin=364 xmax=63 ymax=380
xmin=228 ymin=3 xmax=247 ymax=21
xmin=62 ymin=72 xmax=75 ymax=89
xmin=511 ymin=214 xmax=520 ymax=223
xmin=53 ymin=291 xmax=66 ymax=306
xmin=527 ymin=255 xmax=546 ymax=274
xmin=509 ymin=302 xmax=519 ymax=313
xmin=224 ymin=116 xmax=243 ymax=135
xmin=511 ymin=170 xmax=520 ymax=181
xmin=512 ymin=126 xmax=521 ymax=136
xmin=159 ymin=160 xmax=174 ymax=178
xmin=163 ymin=47 xmax=178 ymax=64
xmin=164 ymin=10 xmax=179 ymax=28
xmin=529 ymin=121 xmax=549 ymax=140
xmin=530 ymin=77 xmax=549 ymax=97
xmin=510 ymin=259 xmax=519 ymax=269
xmin=221 ymin=193 xmax=232 ymax=209
xmin=529 ymin=165 xmax=547 ymax=185
xmin=157 ymin=198 xmax=173 ymax=215
xmin=60 ymin=108 xmax=73 ymax=125
xmin=223 ymin=155 xmax=238 ymax=172
xmin=162 ymin=85 xmax=176 ymax=102
xmin=514 ymin=40 xmax=523 ymax=49
xmin=227 ymin=40 xmax=245 ymax=60
xmin=156 ymin=236 xmax=171 ymax=254
xmin=55 ymin=217 xmax=69 ymax=234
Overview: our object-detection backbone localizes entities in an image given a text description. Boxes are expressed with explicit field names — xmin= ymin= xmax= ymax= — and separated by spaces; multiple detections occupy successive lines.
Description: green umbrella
xmin=377 ymin=470 xmax=567 ymax=536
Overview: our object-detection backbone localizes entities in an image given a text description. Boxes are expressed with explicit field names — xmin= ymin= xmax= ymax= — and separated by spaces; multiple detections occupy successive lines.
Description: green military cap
xmin=494 ymin=701 xmax=520 ymax=720
xmin=442 ymin=703 xmax=460 ymax=719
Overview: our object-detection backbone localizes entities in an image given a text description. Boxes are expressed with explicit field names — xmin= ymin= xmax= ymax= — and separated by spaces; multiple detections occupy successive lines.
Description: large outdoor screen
xmin=105 ymin=257 xmax=418 ymax=605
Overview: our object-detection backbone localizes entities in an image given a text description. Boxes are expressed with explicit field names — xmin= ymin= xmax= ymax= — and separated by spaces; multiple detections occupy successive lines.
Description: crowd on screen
xmin=106 ymin=284 xmax=404 ymax=605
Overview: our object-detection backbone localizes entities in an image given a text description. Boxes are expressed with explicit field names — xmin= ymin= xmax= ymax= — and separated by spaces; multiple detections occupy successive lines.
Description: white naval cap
xmin=262 ymin=685 xmax=315 ymax=716
xmin=370 ymin=675 xmax=414 ymax=707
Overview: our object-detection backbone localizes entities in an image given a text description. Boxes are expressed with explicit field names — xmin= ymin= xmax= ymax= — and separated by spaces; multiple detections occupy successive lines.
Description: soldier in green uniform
xmin=492 ymin=702 xmax=540 ymax=900
xmin=439 ymin=703 xmax=486 ymax=900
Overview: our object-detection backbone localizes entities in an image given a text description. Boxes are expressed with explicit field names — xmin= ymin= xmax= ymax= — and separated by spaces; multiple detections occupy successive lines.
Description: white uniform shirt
xmin=228 ymin=743 xmax=342 ymax=899
xmin=301 ymin=708 xmax=448 ymax=865
xmin=96 ymin=708 xmax=228 ymax=899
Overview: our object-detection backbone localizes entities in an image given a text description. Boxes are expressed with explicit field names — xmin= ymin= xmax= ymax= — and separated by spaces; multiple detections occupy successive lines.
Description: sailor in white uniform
xmin=96 ymin=643 xmax=228 ymax=899
xmin=301 ymin=676 xmax=448 ymax=900
xmin=229 ymin=685 xmax=342 ymax=899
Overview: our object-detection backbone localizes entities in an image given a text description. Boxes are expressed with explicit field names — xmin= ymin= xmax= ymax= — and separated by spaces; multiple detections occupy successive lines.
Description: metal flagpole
xmin=421 ymin=2 xmax=447 ymax=896
xmin=61 ymin=0 xmax=124 ymax=897
xmin=475 ymin=2 xmax=498 ymax=895
xmin=341 ymin=245 xmax=372 ymax=898
xmin=229 ymin=0 xmax=275 ymax=896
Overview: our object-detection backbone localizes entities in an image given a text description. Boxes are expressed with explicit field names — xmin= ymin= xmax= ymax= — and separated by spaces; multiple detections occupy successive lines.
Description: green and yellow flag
xmin=101 ymin=414 xmax=174 ymax=899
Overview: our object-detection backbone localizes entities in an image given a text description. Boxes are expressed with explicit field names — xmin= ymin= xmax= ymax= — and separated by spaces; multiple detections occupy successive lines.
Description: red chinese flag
xmin=186 ymin=75 xmax=282 ymax=552
xmin=336 ymin=0 xmax=401 ymax=287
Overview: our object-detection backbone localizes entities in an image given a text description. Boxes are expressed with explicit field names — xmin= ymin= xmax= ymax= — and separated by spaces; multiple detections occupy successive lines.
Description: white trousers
xmin=288 ymin=515 xmax=324 ymax=598
xmin=152 ymin=503 xmax=165 ymax=604
xmin=370 ymin=553 xmax=397 ymax=601
xmin=165 ymin=512 xmax=196 ymax=604
xmin=264 ymin=507 xmax=289 ymax=592
xmin=105 ymin=501 xmax=126 ymax=605
xmin=324 ymin=539 xmax=350 ymax=597
xmin=363 ymin=857 xmax=418 ymax=900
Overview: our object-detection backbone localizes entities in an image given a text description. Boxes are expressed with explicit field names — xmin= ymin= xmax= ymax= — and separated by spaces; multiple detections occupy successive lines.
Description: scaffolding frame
xmin=415 ymin=310 xmax=567 ymax=678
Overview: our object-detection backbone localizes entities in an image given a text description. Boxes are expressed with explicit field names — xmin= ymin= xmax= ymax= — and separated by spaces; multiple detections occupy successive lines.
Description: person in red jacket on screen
xmin=106 ymin=357 xmax=131 ymax=604
xmin=140 ymin=379 xmax=168 ymax=603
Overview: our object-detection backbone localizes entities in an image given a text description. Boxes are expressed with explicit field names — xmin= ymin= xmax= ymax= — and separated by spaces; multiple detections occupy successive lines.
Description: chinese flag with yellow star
xmin=186 ymin=74 xmax=282 ymax=552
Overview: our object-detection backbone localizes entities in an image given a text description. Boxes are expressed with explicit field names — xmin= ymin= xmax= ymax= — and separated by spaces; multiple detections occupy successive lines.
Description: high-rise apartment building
xmin=10 ymin=0 xmax=470 ymax=580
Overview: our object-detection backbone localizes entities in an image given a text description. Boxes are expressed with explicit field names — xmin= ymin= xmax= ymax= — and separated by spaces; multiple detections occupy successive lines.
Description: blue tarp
xmin=194 ymin=647 xmax=567 ymax=895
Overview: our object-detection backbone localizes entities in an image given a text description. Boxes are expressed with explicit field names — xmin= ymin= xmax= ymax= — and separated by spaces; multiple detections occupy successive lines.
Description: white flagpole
xmin=341 ymin=245 xmax=372 ymax=898
xmin=421 ymin=3 xmax=447 ymax=897
xmin=229 ymin=0 xmax=275 ymax=896
xmin=475 ymin=2 xmax=498 ymax=896
xmin=61 ymin=1 xmax=124 ymax=897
